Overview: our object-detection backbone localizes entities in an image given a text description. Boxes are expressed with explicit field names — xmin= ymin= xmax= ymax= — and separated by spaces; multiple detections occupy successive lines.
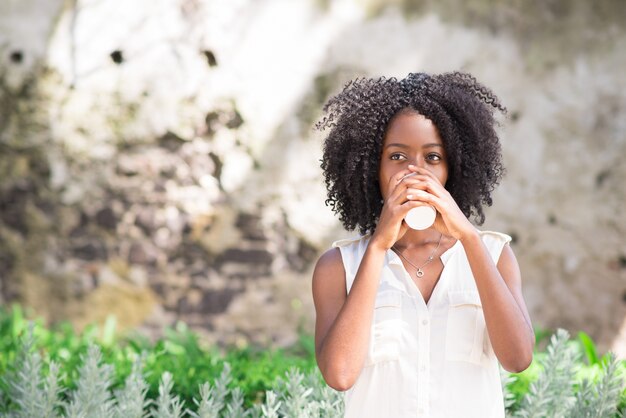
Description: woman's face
xmin=378 ymin=111 xmax=448 ymax=200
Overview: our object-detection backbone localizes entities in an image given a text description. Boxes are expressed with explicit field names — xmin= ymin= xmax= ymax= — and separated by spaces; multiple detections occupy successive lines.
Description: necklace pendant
xmin=416 ymin=269 xmax=424 ymax=278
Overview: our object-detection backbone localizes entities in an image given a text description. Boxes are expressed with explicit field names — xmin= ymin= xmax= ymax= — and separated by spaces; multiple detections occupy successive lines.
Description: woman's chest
xmin=365 ymin=262 xmax=491 ymax=368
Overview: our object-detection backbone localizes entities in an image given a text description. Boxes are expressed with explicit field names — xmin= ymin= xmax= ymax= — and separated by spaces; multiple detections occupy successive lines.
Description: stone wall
xmin=0 ymin=0 xmax=624 ymax=355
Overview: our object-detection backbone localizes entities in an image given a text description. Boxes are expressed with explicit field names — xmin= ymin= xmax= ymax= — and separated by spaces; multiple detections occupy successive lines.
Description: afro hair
xmin=316 ymin=71 xmax=507 ymax=235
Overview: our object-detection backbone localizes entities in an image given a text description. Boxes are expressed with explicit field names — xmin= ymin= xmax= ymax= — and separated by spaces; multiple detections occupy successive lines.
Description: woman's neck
xmin=393 ymin=227 xmax=443 ymax=250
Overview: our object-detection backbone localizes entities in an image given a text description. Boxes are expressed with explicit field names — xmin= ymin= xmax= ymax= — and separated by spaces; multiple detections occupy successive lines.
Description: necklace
xmin=392 ymin=233 xmax=443 ymax=278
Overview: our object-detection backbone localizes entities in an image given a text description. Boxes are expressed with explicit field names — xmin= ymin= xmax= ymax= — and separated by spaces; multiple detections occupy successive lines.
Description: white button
xmin=422 ymin=319 xmax=428 ymax=325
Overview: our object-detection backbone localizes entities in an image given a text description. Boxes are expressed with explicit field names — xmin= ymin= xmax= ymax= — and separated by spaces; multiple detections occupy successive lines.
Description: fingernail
xmin=407 ymin=194 xmax=413 ymax=199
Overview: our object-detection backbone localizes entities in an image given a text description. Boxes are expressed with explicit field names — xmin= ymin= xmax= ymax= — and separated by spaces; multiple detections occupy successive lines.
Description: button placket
xmin=417 ymin=307 xmax=430 ymax=417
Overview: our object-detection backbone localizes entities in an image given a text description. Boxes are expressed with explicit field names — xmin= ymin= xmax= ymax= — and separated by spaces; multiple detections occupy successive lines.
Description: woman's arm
xmin=460 ymin=233 xmax=535 ymax=372
xmin=311 ymin=243 xmax=385 ymax=391
xmin=312 ymin=166 xmax=428 ymax=391
xmin=404 ymin=164 xmax=535 ymax=372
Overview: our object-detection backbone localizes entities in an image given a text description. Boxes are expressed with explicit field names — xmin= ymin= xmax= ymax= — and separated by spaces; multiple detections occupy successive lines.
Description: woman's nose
xmin=409 ymin=156 xmax=424 ymax=168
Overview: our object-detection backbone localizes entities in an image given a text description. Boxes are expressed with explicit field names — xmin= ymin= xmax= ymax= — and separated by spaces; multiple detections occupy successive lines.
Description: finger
xmin=388 ymin=179 xmax=419 ymax=205
xmin=400 ymin=177 xmax=427 ymax=189
xmin=406 ymin=189 xmax=435 ymax=203
xmin=385 ymin=169 xmax=419 ymax=203
xmin=388 ymin=192 xmax=433 ymax=218
xmin=399 ymin=198 xmax=436 ymax=212
xmin=404 ymin=178 xmax=447 ymax=198
xmin=408 ymin=166 xmax=446 ymax=187
xmin=399 ymin=172 xmax=439 ymax=188
xmin=384 ymin=168 xmax=418 ymax=202
xmin=392 ymin=171 xmax=418 ymax=191
xmin=386 ymin=168 xmax=447 ymax=206
xmin=408 ymin=165 xmax=437 ymax=180
xmin=394 ymin=173 xmax=432 ymax=194
xmin=391 ymin=175 xmax=444 ymax=206
xmin=392 ymin=168 xmax=417 ymax=185
xmin=406 ymin=190 xmax=446 ymax=213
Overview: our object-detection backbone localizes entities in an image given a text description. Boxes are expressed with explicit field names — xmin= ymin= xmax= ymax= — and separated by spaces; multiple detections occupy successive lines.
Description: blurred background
xmin=0 ymin=0 xmax=624 ymax=358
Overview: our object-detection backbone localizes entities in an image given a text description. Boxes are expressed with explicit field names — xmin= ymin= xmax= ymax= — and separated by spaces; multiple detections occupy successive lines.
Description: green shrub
xmin=0 ymin=305 xmax=317 ymax=409
xmin=504 ymin=328 xmax=626 ymax=417
xmin=0 ymin=326 xmax=343 ymax=417
xmin=0 ymin=305 xmax=624 ymax=417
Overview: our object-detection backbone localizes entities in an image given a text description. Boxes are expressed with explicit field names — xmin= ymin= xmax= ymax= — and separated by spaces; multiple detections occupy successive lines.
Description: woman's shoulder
xmin=476 ymin=229 xmax=512 ymax=245
xmin=331 ymin=233 xmax=371 ymax=249
xmin=312 ymin=234 xmax=368 ymax=273
xmin=314 ymin=246 xmax=344 ymax=275
xmin=473 ymin=229 xmax=514 ymax=264
xmin=320 ymin=234 xmax=371 ymax=275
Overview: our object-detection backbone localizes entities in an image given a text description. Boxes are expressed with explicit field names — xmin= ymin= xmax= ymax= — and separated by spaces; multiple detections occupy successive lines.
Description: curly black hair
xmin=316 ymin=71 xmax=507 ymax=236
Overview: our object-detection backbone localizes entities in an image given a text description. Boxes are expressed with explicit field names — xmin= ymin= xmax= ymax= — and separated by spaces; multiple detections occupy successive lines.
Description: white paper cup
xmin=405 ymin=205 xmax=436 ymax=230
xmin=399 ymin=172 xmax=436 ymax=230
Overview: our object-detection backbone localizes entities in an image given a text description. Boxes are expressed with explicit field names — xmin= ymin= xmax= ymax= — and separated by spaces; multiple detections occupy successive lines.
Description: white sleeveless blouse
xmin=331 ymin=230 xmax=511 ymax=418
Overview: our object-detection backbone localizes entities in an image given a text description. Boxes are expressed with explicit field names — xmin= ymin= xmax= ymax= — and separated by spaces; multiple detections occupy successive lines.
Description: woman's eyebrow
xmin=385 ymin=142 xmax=443 ymax=149
xmin=384 ymin=142 xmax=410 ymax=149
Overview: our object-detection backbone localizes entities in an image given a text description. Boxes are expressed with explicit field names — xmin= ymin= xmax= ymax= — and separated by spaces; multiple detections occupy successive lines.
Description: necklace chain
xmin=392 ymin=233 xmax=443 ymax=278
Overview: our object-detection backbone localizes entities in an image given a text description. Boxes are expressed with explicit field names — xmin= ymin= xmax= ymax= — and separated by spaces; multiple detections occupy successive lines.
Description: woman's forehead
xmin=384 ymin=112 xmax=442 ymax=145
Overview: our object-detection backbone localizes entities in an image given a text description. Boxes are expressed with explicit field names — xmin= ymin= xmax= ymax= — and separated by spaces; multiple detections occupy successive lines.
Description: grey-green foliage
xmin=1 ymin=326 xmax=64 ymax=418
xmin=260 ymin=391 xmax=281 ymax=418
xmin=151 ymin=372 xmax=185 ymax=418
xmin=64 ymin=345 xmax=116 ymax=418
xmin=186 ymin=363 xmax=231 ymax=418
xmin=0 ymin=328 xmax=343 ymax=418
xmin=302 ymin=370 xmax=344 ymax=417
xmin=513 ymin=328 xmax=579 ymax=418
xmin=182 ymin=361 xmax=343 ymax=418
xmin=223 ymin=387 xmax=248 ymax=418
xmin=273 ymin=367 xmax=343 ymax=418
xmin=186 ymin=383 xmax=224 ymax=418
xmin=113 ymin=354 xmax=150 ymax=418
xmin=3 ymin=326 xmax=623 ymax=418
xmin=276 ymin=368 xmax=311 ymax=417
xmin=506 ymin=328 xmax=625 ymax=418
xmin=569 ymin=353 xmax=625 ymax=418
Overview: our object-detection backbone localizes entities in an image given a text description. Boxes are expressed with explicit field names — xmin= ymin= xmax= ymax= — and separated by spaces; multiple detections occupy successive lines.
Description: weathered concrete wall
xmin=0 ymin=0 xmax=624 ymax=355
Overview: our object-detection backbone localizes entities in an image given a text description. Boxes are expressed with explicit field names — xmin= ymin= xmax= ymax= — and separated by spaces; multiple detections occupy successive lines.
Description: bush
xmin=505 ymin=329 xmax=626 ymax=418
xmin=1 ymin=326 xmax=343 ymax=418
xmin=0 ymin=305 xmax=624 ymax=417
xmin=0 ymin=305 xmax=317 ymax=409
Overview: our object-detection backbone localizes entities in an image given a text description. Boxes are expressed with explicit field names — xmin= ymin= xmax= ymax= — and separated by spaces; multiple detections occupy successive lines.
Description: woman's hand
xmin=370 ymin=167 xmax=436 ymax=250
xmin=402 ymin=165 xmax=476 ymax=241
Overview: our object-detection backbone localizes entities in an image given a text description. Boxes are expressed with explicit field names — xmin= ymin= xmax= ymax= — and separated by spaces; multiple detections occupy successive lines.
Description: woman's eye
xmin=390 ymin=153 xmax=406 ymax=161
xmin=426 ymin=153 xmax=442 ymax=162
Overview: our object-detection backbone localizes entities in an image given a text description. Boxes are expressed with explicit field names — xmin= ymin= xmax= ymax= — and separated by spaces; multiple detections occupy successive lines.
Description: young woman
xmin=311 ymin=72 xmax=534 ymax=418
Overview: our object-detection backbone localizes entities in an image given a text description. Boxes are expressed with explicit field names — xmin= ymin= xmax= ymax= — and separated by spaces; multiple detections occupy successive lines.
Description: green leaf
xmin=578 ymin=331 xmax=599 ymax=366
xmin=101 ymin=315 xmax=117 ymax=347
